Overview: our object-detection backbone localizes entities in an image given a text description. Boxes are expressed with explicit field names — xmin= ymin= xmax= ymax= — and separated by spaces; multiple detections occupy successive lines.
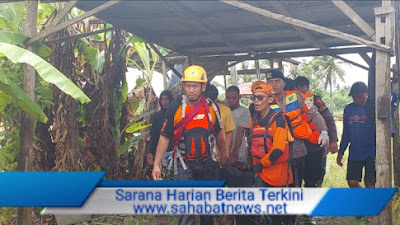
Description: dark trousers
xmin=175 ymin=158 xmax=221 ymax=225
xmin=239 ymin=176 xmax=295 ymax=225
xmin=291 ymin=155 xmax=306 ymax=187
xmin=304 ymin=150 xmax=323 ymax=187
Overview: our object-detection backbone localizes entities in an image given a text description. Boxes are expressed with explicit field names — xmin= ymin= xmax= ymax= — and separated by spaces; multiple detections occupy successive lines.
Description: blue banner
xmin=311 ymin=188 xmax=397 ymax=216
xmin=0 ymin=172 xmax=104 ymax=207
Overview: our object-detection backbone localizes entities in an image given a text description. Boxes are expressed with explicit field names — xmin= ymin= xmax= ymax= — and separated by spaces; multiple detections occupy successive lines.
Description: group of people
xmin=145 ymin=65 xmax=376 ymax=225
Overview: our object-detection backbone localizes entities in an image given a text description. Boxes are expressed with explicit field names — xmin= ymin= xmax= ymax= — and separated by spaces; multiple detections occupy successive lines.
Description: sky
xmin=126 ymin=53 xmax=372 ymax=97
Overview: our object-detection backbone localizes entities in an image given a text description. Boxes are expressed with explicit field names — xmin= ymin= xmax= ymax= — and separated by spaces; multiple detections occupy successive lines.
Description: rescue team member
xmin=294 ymin=76 xmax=338 ymax=187
xmin=146 ymin=90 xmax=174 ymax=168
xmin=152 ymin=65 xmax=227 ymax=225
xmin=337 ymin=82 xmax=375 ymax=223
xmin=266 ymin=70 xmax=329 ymax=187
xmin=250 ymin=81 xmax=293 ymax=225
xmin=204 ymin=84 xmax=235 ymax=165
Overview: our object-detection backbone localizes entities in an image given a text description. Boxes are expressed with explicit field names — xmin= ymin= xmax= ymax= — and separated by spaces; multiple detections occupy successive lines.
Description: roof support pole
xmin=375 ymin=1 xmax=395 ymax=224
xmin=331 ymin=0 xmax=375 ymax=65
xmin=26 ymin=1 xmax=119 ymax=45
xmin=162 ymin=61 xmax=168 ymax=90
xmin=221 ymin=0 xmax=391 ymax=52
xmin=148 ymin=42 xmax=183 ymax=78
xmin=255 ymin=59 xmax=261 ymax=80
xmin=332 ymin=0 xmax=376 ymax=39
xmin=393 ymin=26 xmax=400 ymax=187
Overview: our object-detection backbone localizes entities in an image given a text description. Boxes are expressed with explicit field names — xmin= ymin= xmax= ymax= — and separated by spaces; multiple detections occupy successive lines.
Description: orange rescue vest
xmin=249 ymin=112 xmax=290 ymax=163
xmin=301 ymin=93 xmax=327 ymax=144
xmin=270 ymin=91 xmax=312 ymax=139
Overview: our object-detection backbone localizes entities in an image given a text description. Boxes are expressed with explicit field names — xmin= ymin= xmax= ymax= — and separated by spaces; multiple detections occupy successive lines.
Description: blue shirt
xmin=338 ymin=102 xmax=376 ymax=160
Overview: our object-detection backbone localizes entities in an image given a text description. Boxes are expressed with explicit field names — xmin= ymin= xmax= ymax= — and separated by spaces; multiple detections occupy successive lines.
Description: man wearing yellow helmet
xmin=152 ymin=65 xmax=227 ymax=225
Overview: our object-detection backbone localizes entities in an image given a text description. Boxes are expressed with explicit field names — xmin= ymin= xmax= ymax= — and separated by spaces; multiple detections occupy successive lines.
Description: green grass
xmin=322 ymin=121 xmax=349 ymax=188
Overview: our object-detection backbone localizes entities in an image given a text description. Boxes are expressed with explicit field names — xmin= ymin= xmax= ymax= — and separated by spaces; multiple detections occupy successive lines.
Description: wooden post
xmin=375 ymin=1 xmax=395 ymax=224
xmin=393 ymin=26 xmax=400 ymax=187
xmin=278 ymin=60 xmax=283 ymax=73
xmin=255 ymin=59 xmax=260 ymax=80
xmin=17 ymin=1 xmax=37 ymax=225
xmin=224 ymin=74 xmax=227 ymax=90
xmin=162 ymin=61 xmax=167 ymax=90
xmin=229 ymin=63 xmax=238 ymax=86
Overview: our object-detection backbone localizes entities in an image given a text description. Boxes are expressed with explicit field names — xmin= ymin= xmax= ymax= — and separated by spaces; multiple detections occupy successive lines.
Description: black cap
xmin=266 ymin=69 xmax=284 ymax=80
xmin=349 ymin=82 xmax=368 ymax=97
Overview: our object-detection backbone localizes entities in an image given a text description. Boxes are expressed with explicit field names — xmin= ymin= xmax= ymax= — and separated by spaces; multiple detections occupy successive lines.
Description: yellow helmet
xmin=182 ymin=65 xmax=207 ymax=83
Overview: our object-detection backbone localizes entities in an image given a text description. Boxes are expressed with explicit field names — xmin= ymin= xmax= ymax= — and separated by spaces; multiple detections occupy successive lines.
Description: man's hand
xmin=230 ymin=151 xmax=238 ymax=164
xmin=152 ymin=163 xmax=163 ymax=180
xmin=219 ymin=153 xmax=228 ymax=166
xmin=336 ymin=153 xmax=344 ymax=167
xmin=146 ymin=153 xmax=154 ymax=166
xmin=328 ymin=142 xmax=338 ymax=154
xmin=251 ymin=163 xmax=263 ymax=173
xmin=318 ymin=131 xmax=329 ymax=148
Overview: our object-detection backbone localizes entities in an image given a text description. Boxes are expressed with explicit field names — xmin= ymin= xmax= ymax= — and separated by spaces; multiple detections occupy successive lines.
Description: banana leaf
xmin=0 ymin=42 xmax=90 ymax=104
xmin=0 ymin=70 xmax=48 ymax=123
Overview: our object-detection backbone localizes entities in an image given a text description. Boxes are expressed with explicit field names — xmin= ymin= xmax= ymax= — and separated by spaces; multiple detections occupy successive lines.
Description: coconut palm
xmin=311 ymin=56 xmax=346 ymax=108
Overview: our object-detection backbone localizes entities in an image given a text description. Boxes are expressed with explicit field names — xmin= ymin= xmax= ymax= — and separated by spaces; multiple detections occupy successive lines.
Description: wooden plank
xmin=375 ymin=1 xmax=394 ymax=225
xmin=359 ymin=52 xmax=372 ymax=65
xmin=332 ymin=55 xmax=369 ymax=71
xmin=332 ymin=0 xmax=376 ymax=39
xmin=148 ymin=42 xmax=183 ymax=78
xmin=394 ymin=26 xmax=400 ymax=187
xmin=26 ymin=1 xmax=119 ymax=45
xmin=374 ymin=5 xmax=395 ymax=16
xmin=198 ymin=46 xmax=372 ymax=62
xmin=43 ymin=27 xmax=114 ymax=45
xmin=283 ymin=58 xmax=300 ymax=65
xmin=162 ymin=61 xmax=167 ymax=90
xmin=220 ymin=0 xmax=391 ymax=52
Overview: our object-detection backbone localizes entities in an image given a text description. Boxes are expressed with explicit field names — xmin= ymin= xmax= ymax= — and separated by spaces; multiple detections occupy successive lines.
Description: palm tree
xmin=311 ymin=56 xmax=345 ymax=108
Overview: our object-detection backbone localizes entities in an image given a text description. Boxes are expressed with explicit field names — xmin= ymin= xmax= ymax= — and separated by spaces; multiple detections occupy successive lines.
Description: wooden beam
xmin=198 ymin=46 xmax=372 ymax=62
xmin=394 ymin=27 xmax=400 ymax=187
xmin=26 ymin=1 xmax=119 ymax=45
xmin=359 ymin=52 xmax=372 ymax=65
xmin=220 ymin=0 xmax=391 ymax=52
xmin=282 ymin=58 xmax=300 ymax=65
xmin=148 ymin=42 xmax=183 ymax=78
xmin=375 ymin=1 xmax=394 ymax=225
xmin=49 ymin=1 xmax=77 ymax=26
xmin=332 ymin=55 xmax=369 ymax=71
xmin=43 ymin=27 xmax=114 ymax=45
xmin=331 ymin=0 xmax=376 ymax=40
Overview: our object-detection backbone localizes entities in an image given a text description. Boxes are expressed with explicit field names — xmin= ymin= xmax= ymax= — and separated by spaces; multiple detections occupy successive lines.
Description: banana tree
xmin=125 ymin=35 xmax=170 ymax=179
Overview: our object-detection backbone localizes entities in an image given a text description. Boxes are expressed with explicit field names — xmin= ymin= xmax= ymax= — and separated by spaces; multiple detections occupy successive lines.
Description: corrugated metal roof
xmin=74 ymin=1 xmax=380 ymax=55
xmin=72 ymin=1 xmax=384 ymax=75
